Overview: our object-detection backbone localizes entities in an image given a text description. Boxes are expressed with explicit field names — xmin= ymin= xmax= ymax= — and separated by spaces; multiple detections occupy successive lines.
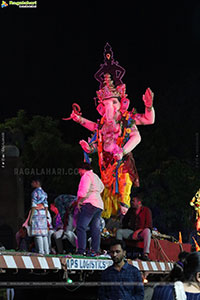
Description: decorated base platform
xmin=0 ymin=239 xmax=192 ymax=288
xmin=0 ymin=250 xmax=173 ymax=274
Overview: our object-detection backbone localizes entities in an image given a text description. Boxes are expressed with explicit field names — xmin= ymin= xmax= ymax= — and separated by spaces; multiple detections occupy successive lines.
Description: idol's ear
xmin=120 ymin=98 xmax=130 ymax=113
xmin=96 ymin=103 xmax=105 ymax=116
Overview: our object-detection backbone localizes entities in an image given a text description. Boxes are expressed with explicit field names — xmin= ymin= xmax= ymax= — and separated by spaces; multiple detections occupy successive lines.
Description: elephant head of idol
xmin=96 ymin=74 xmax=130 ymax=121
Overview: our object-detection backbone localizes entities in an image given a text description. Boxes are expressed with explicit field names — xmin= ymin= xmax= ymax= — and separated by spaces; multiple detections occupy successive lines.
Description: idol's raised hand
xmin=142 ymin=87 xmax=154 ymax=108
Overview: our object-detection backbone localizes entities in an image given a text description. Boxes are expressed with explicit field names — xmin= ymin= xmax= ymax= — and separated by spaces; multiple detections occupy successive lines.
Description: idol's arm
xmin=79 ymin=139 xmax=97 ymax=154
xmin=70 ymin=111 xmax=97 ymax=131
xmin=123 ymin=125 xmax=141 ymax=155
xmin=113 ymin=125 xmax=141 ymax=161
xmin=134 ymin=106 xmax=155 ymax=125
xmin=134 ymin=87 xmax=155 ymax=125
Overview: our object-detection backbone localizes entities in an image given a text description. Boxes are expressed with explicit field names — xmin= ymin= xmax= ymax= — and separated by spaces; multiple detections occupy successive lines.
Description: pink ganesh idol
xmin=66 ymin=44 xmax=155 ymax=218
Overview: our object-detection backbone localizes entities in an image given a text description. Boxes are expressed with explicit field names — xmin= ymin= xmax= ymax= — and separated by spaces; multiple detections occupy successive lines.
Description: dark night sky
xmin=1 ymin=1 xmax=200 ymax=144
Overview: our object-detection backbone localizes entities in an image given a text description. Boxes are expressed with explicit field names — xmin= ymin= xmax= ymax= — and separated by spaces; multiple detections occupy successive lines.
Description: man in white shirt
xmin=75 ymin=162 xmax=104 ymax=256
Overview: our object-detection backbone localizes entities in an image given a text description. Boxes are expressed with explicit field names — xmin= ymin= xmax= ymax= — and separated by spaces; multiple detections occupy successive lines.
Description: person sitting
xmin=51 ymin=202 xmax=78 ymax=254
xmin=49 ymin=203 xmax=65 ymax=254
xmin=61 ymin=202 xmax=78 ymax=253
xmin=151 ymin=251 xmax=200 ymax=300
xmin=116 ymin=192 xmax=152 ymax=261
xmin=15 ymin=226 xmax=30 ymax=251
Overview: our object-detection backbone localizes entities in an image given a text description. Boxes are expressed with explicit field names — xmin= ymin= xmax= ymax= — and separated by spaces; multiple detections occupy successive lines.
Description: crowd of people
xmin=16 ymin=162 xmax=153 ymax=258
xmin=151 ymin=251 xmax=200 ymax=299
xmin=14 ymin=162 xmax=200 ymax=299
xmin=98 ymin=240 xmax=200 ymax=300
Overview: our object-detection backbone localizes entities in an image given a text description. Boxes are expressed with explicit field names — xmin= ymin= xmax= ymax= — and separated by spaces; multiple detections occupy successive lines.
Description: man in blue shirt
xmin=98 ymin=239 xmax=144 ymax=300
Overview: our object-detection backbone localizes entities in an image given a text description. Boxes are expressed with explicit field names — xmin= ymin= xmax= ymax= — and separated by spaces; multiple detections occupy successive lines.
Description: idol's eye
xmin=113 ymin=100 xmax=118 ymax=104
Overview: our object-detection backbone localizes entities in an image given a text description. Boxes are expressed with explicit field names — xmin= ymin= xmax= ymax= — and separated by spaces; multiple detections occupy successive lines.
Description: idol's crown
xmin=96 ymin=73 xmax=127 ymax=102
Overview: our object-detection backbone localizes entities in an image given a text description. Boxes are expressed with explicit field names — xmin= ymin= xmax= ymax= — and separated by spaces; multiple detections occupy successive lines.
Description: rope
xmin=178 ymin=242 xmax=183 ymax=252
xmin=152 ymin=236 xmax=172 ymax=262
